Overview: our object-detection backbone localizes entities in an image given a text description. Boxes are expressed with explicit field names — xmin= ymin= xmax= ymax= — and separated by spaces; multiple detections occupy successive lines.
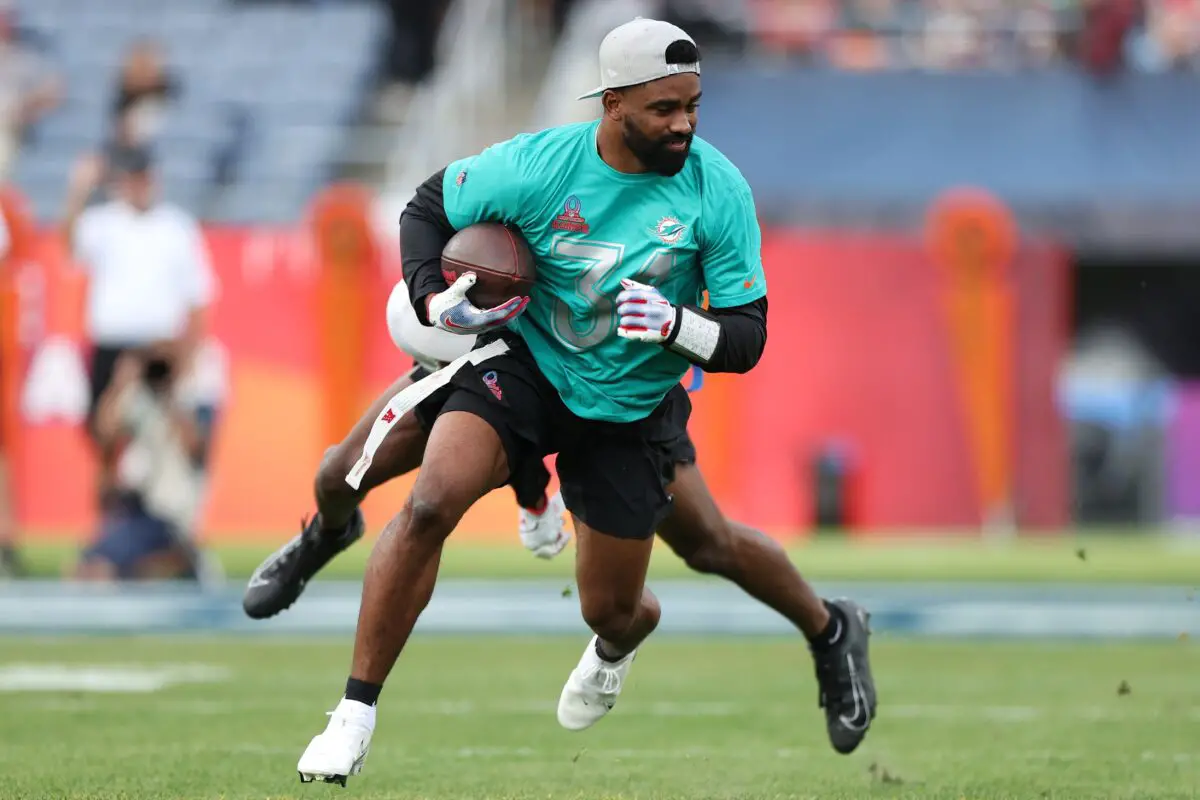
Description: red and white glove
xmin=615 ymin=278 xmax=677 ymax=343
xmin=517 ymin=491 xmax=569 ymax=559
xmin=616 ymin=278 xmax=724 ymax=365
xmin=427 ymin=273 xmax=529 ymax=335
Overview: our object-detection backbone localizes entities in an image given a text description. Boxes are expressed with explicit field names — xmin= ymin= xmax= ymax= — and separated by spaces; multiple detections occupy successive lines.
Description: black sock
xmin=316 ymin=512 xmax=350 ymax=538
xmin=345 ymin=677 xmax=382 ymax=706
xmin=807 ymin=601 xmax=846 ymax=652
xmin=594 ymin=638 xmax=626 ymax=663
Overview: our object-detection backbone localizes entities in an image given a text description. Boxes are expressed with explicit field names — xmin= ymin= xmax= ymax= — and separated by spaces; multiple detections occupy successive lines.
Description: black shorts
xmin=87 ymin=344 xmax=130 ymax=436
xmin=412 ymin=333 xmax=693 ymax=539
xmin=410 ymin=362 xmax=553 ymax=510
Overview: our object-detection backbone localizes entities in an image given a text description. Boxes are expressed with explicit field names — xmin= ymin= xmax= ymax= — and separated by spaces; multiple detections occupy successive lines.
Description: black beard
xmin=623 ymin=118 xmax=692 ymax=177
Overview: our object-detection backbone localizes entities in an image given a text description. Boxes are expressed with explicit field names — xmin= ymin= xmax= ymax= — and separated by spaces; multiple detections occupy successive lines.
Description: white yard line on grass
xmin=0 ymin=663 xmax=231 ymax=693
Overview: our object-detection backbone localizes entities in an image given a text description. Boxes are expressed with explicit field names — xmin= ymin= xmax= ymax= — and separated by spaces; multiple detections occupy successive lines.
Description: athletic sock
xmin=807 ymin=601 xmax=846 ymax=652
xmin=594 ymin=638 xmax=627 ymax=663
xmin=317 ymin=512 xmax=351 ymax=539
xmin=344 ymin=677 xmax=382 ymax=706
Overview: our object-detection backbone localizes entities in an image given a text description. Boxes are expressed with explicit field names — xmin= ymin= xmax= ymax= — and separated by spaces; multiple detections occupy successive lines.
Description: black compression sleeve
xmin=664 ymin=296 xmax=767 ymax=374
xmin=399 ymin=168 xmax=457 ymax=326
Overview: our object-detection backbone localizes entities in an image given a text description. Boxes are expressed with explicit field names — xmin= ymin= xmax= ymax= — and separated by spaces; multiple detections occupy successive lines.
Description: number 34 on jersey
xmin=441 ymin=119 xmax=766 ymax=422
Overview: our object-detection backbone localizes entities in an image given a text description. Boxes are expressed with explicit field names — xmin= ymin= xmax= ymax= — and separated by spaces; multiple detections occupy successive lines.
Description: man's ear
xmin=602 ymin=89 xmax=623 ymax=121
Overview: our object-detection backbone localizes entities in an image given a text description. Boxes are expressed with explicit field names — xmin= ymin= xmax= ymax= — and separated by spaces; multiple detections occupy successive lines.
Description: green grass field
xmin=1 ymin=636 xmax=1197 ymax=799
xmin=19 ymin=531 xmax=1200 ymax=583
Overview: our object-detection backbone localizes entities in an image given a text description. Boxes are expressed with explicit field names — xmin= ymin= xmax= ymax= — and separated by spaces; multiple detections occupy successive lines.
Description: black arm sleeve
xmin=666 ymin=296 xmax=768 ymax=374
xmin=399 ymin=168 xmax=457 ymax=326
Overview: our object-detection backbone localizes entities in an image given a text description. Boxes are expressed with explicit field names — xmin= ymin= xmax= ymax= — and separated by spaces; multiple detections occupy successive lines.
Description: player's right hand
xmin=518 ymin=491 xmax=570 ymax=560
xmin=426 ymin=273 xmax=529 ymax=335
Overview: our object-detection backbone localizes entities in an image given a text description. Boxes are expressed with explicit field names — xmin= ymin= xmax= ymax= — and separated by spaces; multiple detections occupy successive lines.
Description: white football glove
xmin=426 ymin=273 xmax=529 ymax=335
xmin=517 ymin=491 xmax=569 ymax=560
xmin=616 ymin=278 xmax=677 ymax=343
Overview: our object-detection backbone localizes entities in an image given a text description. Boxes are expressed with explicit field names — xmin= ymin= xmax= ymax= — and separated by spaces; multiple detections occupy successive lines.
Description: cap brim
xmin=576 ymin=86 xmax=605 ymax=100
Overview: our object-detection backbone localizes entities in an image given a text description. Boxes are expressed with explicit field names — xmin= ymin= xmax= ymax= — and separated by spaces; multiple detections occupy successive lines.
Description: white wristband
xmin=666 ymin=306 xmax=721 ymax=364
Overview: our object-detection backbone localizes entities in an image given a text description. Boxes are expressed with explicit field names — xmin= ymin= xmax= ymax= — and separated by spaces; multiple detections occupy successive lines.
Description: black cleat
xmin=812 ymin=598 xmax=877 ymax=754
xmin=243 ymin=509 xmax=364 ymax=619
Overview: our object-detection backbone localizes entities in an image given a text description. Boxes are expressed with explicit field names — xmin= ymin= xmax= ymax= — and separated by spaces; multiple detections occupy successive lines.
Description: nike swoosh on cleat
xmin=838 ymin=656 xmax=871 ymax=732
xmin=247 ymin=560 xmax=278 ymax=588
xmin=249 ymin=541 xmax=300 ymax=585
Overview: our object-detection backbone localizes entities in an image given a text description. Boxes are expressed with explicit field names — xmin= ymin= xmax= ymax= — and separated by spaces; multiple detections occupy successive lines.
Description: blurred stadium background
xmin=0 ymin=0 xmax=1197 ymax=797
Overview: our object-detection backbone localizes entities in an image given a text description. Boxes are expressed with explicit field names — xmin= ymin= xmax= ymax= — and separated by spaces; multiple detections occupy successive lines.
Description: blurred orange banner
xmin=9 ymin=220 xmax=1070 ymax=543
xmin=925 ymin=188 xmax=1018 ymax=526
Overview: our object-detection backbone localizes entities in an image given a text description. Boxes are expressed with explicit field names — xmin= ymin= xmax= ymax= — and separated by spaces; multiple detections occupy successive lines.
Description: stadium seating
xmin=11 ymin=0 xmax=386 ymax=224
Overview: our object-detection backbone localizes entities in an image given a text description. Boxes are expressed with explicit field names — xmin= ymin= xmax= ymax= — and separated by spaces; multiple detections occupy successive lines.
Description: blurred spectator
xmin=62 ymin=40 xmax=181 ymax=210
xmin=724 ymin=0 xmax=1200 ymax=72
xmin=1078 ymin=0 xmax=1140 ymax=74
xmin=663 ymin=0 xmax=752 ymax=51
xmin=1012 ymin=3 xmax=1068 ymax=68
xmin=0 ymin=4 xmax=62 ymax=180
xmin=61 ymin=146 xmax=215 ymax=509
xmin=1127 ymin=0 xmax=1200 ymax=71
xmin=109 ymin=38 xmax=179 ymax=151
xmin=1060 ymin=326 xmax=1173 ymax=524
xmin=74 ymin=345 xmax=218 ymax=581
xmin=752 ymin=0 xmax=840 ymax=63
xmin=383 ymin=0 xmax=449 ymax=84
xmin=828 ymin=23 xmax=895 ymax=69
xmin=919 ymin=0 xmax=990 ymax=70
xmin=373 ymin=0 xmax=450 ymax=122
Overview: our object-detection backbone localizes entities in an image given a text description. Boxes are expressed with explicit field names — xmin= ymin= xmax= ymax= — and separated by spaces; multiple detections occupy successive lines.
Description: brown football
xmin=441 ymin=223 xmax=536 ymax=309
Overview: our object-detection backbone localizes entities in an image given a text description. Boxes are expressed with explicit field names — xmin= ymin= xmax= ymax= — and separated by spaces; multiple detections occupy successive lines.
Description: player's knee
xmin=404 ymin=492 xmax=464 ymax=544
xmin=580 ymin=590 xmax=660 ymax=642
xmin=314 ymin=445 xmax=357 ymax=505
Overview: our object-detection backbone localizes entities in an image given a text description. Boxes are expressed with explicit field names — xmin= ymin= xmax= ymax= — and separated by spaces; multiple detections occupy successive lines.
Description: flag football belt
xmin=345 ymin=338 xmax=510 ymax=490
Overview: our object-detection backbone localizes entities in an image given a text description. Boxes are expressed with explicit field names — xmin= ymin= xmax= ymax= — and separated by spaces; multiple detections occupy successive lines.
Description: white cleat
xmin=557 ymin=635 xmax=636 ymax=731
xmin=297 ymin=697 xmax=376 ymax=787
xmin=518 ymin=491 xmax=570 ymax=559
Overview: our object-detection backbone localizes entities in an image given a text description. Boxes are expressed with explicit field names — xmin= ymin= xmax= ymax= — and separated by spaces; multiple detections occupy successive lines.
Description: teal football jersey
xmin=442 ymin=120 xmax=766 ymax=422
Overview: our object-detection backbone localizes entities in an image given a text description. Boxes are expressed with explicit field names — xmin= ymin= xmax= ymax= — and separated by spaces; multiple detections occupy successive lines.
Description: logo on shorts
xmin=482 ymin=370 xmax=503 ymax=401
xmin=551 ymin=195 xmax=589 ymax=233
xmin=455 ymin=169 xmax=467 ymax=186
xmin=651 ymin=216 xmax=688 ymax=245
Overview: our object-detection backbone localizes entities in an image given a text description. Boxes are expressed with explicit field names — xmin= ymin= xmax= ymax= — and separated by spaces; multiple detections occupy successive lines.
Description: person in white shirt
xmin=62 ymin=145 xmax=215 ymax=502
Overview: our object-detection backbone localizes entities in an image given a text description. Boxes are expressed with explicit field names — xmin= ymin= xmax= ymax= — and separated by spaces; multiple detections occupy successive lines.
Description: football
xmin=441 ymin=222 xmax=536 ymax=309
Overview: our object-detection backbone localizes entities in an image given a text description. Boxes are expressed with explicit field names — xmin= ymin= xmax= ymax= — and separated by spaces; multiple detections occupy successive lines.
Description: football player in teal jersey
xmin=291 ymin=19 xmax=875 ymax=786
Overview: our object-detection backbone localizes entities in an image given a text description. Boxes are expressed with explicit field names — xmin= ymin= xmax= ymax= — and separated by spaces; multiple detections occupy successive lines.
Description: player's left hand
xmin=616 ymin=278 xmax=676 ymax=343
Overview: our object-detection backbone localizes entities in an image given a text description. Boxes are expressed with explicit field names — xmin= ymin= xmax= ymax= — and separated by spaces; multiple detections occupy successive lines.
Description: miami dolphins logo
xmin=652 ymin=216 xmax=688 ymax=245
